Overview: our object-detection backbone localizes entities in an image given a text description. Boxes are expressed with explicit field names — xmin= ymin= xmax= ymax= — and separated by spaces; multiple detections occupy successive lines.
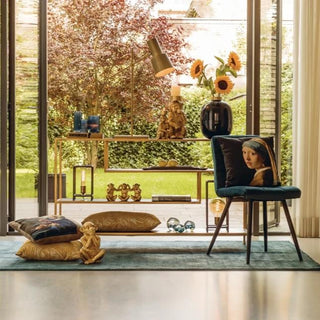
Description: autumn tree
xmin=48 ymin=0 xmax=190 ymax=140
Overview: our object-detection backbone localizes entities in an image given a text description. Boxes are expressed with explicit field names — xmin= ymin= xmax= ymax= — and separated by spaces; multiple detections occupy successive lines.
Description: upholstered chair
xmin=207 ymin=135 xmax=303 ymax=264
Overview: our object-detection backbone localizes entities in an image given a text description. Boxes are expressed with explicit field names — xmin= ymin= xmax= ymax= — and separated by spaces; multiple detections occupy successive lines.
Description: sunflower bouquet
xmin=190 ymin=52 xmax=241 ymax=99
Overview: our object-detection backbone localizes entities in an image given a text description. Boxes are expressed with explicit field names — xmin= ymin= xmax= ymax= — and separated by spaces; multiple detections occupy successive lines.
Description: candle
xmin=81 ymin=170 xmax=86 ymax=187
xmin=171 ymin=85 xmax=181 ymax=97
xmin=80 ymin=119 xmax=88 ymax=132
xmin=73 ymin=111 xmax=82 ymax=132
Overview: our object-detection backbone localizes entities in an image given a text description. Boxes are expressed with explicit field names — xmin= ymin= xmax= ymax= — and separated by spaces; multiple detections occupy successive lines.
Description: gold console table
xmin=53 ymin=136 xmax=246 ymax=238
xmin=53 ymin=137 xmax=213 ymax=214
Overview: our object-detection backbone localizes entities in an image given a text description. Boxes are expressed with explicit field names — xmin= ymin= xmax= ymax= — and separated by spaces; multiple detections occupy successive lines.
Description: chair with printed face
xmin=207 ymin=135 xmax=303 ymax=264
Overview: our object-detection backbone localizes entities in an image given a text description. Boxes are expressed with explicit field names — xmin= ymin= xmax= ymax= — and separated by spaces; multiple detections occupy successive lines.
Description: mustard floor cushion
xmin=16 ymin=240 xmax=82 ymax=261
xmin=82 ymin=211 xmax=161 ymax=232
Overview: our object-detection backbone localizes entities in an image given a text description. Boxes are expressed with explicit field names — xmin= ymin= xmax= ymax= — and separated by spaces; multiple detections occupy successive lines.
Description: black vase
xmin=200 ymin=99 xmax=232 ymax=138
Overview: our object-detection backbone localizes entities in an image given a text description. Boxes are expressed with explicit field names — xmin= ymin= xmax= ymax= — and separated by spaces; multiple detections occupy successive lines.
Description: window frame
xmin=0 ymin=0 xmax=284 ymax=235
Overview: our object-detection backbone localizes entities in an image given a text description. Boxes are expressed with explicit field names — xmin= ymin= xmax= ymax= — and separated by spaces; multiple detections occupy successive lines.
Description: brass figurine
xmin=167 ymin=159 xmax=178 ymax=167
xmin=156 ymin=108 xmax=170 ymax=139
xmin=79 ymin=222 xmax=106 ymax=264
xmin=157 ymin=159 xmax=178 ymax=167
xmin=106 ymin=183 xmax=117 ymax=201
xmin=117 ymin=183 xmax=131 ymax=201
xmin=158 ymin=159 xmax=168 ymax=167
xmin=105 ymin=183 xmax=143 ymax=201
xmin=167 ymin=99 xmax=186 ymax=139
xmin=130 ymin=183 xmax=142 ymax=201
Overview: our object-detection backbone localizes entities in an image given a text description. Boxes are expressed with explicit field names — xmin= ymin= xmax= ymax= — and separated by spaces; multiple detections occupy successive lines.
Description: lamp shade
xmin=147 ymin=37 xmax=175 ymax=77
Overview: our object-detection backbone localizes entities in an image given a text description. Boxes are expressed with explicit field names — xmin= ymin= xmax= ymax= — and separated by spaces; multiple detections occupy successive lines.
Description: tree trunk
xmin=86 ymin=141 xmax=98 ymax=169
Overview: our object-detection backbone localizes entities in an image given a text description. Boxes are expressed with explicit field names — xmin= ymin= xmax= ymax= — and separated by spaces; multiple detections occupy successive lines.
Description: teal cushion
xmin=211 ymin=135 xmax=259 ymax=190
xmin=8 ymin=216 xmax=82 ymax=244
xmin=216 ymin=185 xmax=301 ymax=201
xmin=215 ymin=136 xmax=275 ymax=187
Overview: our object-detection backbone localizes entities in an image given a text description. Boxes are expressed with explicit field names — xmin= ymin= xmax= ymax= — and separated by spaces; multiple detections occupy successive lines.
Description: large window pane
xmin=259 ymin=0 xmax=279 ymax=230
xmin=15 ymin=0 xmax=39 ymax=218
xmin=259 ymin=0 xmax=293 ymax=233
xmin=46 ymin=1 xmax=247 ymax=229
xmin=281 ymin=0 xmax=293 ymax=186
xmin=163 ymin=0 xmax=247 ymax=135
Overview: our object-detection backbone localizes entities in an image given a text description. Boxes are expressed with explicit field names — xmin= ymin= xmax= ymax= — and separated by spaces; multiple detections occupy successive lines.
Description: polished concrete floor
xmin=0 ymin=236 xmax=320 ymax=320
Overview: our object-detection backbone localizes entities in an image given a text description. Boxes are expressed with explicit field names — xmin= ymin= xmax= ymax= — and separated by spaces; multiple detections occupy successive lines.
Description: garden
xmin=15 ymin=0 xmax=293 ymax=199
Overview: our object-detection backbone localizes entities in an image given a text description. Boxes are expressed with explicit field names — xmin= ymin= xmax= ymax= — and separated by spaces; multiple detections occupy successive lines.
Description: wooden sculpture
xmin=79 ymin=221 xmax=106 ymax=264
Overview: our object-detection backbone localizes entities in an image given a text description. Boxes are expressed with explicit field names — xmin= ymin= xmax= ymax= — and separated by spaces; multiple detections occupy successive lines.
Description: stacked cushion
xmin=9 ymin=216 xmax=82 ymax=261
xmin=9 ymin=212 xmax=161 ymax=260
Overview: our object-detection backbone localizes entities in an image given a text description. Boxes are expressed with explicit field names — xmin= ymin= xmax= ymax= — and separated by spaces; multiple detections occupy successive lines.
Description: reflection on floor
xmin=3 ymin=199 xmax=320 ymax=320
xmin=0 ymin=236 xmax=320 ymax=320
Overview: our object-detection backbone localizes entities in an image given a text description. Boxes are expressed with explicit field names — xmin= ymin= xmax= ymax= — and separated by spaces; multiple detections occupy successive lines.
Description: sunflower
xmin=190 ymin=59 xmax=204 ymax=78
xmin=214 ymin=75 xmax=234 ymax=94
xmin=228 ymin=51 xmax=241 ymax=71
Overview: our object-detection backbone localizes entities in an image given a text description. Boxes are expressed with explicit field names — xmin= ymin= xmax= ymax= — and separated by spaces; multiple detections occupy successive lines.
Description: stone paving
xmin=14 ymin=198 xmax=289 ymax=234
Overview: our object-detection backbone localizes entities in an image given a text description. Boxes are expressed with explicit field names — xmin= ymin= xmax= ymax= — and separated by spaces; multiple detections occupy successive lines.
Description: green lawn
xmin=16 ymin=168 xmax=217 ymax=199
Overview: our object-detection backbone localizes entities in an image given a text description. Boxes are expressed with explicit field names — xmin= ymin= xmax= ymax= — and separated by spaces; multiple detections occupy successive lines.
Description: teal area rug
xmin=1 ymin=240 xmax=319 ymax=271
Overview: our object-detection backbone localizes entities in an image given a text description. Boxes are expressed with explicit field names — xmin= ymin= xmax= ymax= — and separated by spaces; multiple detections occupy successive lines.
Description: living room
xmin=1 ymin=0 xmax=320 ymax=319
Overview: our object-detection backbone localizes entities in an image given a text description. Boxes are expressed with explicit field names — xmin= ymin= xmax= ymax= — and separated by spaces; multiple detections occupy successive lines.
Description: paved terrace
xmin=13 ymin=198 xmax=290 ymax=235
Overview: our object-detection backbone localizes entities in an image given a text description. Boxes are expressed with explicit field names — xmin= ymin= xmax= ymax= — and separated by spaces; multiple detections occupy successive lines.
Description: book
xmin=67 ymin=132 xmax=89 ymax=138
xmin=152 ymin=195 xmax=191 ymax=202
xmin=67 ymin=132 xmax=104 ymax=139
xmin=113 ymin=135 xmax=149 ymax=140
xmin=143 ymin=166 xmax=208 ymax=171
xmin=89 ymin=132 xmax=104 ymax=138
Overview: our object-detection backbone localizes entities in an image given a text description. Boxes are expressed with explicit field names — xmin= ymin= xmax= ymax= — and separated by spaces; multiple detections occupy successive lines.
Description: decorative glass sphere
xmin=167 ymin=217 xmax=180 ymax=231
xmin=184 ymin=220 xmax=195 ymax=232
xmin=209 ymin=198 xmax=226 ymax=216
xmin=174 ymin=223 xmax=185 ymax=233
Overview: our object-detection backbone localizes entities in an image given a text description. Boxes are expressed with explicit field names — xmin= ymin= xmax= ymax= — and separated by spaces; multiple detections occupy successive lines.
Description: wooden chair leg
xmin=207 ymin=197 xmax=232 ymax=255
xmin=263 ymin=201 xmax=268 ymax=252
xmin=281 ymin=200 xmax=303 ymax=261
xmin=246 ymin=200 xmax=253 ymax=264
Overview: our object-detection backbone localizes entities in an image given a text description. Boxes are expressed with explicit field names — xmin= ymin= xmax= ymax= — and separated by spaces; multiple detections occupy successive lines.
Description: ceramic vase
xmin=200 ymin=98 xmax=232 ymax=138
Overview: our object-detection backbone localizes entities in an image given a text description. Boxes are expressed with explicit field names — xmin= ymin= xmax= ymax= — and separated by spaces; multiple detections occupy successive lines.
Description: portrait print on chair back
xmin=242 ymin=138 xmax=280 ymax=187
xmin=216 ymin=136 xmax=280 ymax=187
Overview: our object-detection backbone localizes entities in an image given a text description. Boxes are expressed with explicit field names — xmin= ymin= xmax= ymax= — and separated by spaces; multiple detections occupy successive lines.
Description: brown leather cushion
xmin=9 ymin=216 xmax=82 ymax=244
xmin=16 ymin=240 xmax=82 ymax=261
xmin=82 ymin=211 xmax=161 ymax=232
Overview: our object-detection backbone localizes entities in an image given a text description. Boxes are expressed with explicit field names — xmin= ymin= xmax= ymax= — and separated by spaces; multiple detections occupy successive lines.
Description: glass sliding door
xmin=280 ymin=0 xmax=293 ymax=187
xmin=259 ymin=0 xmax=280 ymax=230
xmin=258 ymin=0 xmax=292 ymax=233
xmin=0 ymin=0 xmax=8 ymax=235
xmin=0 ymin=0 xmax=292 ymax=234
xmin=14 ymin=0 xmax=40 ymax=219
xmin=246 ymin=0 xmax=291 ymax=234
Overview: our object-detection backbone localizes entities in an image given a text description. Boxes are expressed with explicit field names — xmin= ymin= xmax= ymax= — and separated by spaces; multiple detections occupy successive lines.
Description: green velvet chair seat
xmin=216 ymin=185 xmax=301 ymax=201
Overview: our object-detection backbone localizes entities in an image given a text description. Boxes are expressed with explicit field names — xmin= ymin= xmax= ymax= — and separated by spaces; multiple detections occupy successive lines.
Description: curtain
xmin=292 ymin=0 xmax=320 ymax=237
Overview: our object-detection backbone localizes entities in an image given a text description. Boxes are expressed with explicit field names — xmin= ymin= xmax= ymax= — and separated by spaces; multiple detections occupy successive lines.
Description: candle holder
xmin=73 ymin=165 xmax=94 ymax=200
xmin=87 ymin=115 xmax=100 ymax=133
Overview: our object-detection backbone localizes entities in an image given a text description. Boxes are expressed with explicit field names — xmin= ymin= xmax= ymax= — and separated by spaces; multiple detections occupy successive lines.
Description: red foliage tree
xmin=48 ymin=0 xmax=190 ymax=135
